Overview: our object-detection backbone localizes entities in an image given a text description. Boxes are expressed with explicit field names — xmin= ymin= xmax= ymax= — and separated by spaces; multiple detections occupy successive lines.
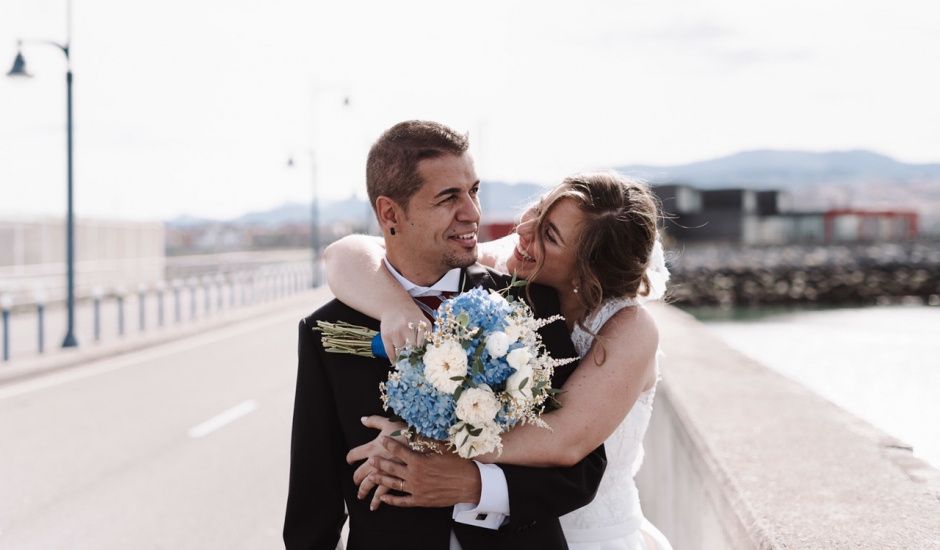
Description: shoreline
xmin=666 ymin=240 xmax=940 ymax=307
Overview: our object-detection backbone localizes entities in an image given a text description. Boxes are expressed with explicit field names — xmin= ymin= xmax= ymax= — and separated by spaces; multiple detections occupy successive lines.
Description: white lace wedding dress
xmin=491 ymin=235 xmax=672 ymax=548
xmin=560 ymin=297 xmax=672 ymax=550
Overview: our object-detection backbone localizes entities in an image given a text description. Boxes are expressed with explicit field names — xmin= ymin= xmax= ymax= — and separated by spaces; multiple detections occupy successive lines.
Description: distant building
xmin=653 ymin=184 xmax=918 ymax=245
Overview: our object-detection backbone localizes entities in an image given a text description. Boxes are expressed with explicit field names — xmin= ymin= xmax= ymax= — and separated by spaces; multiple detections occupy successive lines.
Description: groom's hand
xmin=347 ymin=416 xmax=407 ymax=510
xmin=369 ymin=437 xmax=482 ymax=508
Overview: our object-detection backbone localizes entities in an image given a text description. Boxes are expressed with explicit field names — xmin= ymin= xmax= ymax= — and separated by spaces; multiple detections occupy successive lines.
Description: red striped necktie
xmin=413 ymin=292 xmax=456 ymax=321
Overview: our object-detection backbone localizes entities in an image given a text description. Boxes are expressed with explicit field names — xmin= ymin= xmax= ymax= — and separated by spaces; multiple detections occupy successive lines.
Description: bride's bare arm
xmin=323 ymin=235 xmax=425 ymax=353
xmin=476 ymin=234 xmax=516 ymax=270
xmin=480 ymin=306 xmax=660 ymax=467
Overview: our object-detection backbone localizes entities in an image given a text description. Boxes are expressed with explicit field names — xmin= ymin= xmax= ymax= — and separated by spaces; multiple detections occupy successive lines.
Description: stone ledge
xmin=638 ymin=303 xmax=940 ymax=549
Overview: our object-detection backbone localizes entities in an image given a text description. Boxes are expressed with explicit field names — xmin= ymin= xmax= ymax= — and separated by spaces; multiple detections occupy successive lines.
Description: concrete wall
xmin=0 ymin=217 xmax=165 ymax=305
xmin=636 ymin=304 xmax=940 ymax=549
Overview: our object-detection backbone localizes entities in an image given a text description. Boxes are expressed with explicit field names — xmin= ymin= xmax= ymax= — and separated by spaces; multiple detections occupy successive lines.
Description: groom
xmin=284 ymin=120 xmax=605 ymax=550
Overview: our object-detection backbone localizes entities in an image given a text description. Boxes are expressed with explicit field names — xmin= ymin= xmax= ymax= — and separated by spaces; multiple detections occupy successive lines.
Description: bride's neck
xmin=558 ymin=291 xmax=586 ymax=332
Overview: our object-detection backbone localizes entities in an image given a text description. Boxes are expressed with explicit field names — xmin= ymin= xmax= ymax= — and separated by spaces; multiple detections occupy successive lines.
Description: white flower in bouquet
xmin=451 ymin=421 xmax=502 ymax=459
xmin=506 ymin=347 xmax=532 ymax=371
xmin=505 ymin=363 xmax=535 ymax=400
xmin=423 ymin=339 xmax=468 ymax=394
xmin=455 ymin=385 xmax=501 ymax=426
xmin=484 ymin=331 xmax=510 ymax=358
xmin=504 ymin=320 xmax=525 ymax=343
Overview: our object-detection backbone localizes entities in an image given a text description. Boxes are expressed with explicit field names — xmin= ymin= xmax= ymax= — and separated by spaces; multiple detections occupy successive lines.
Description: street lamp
xmin=8 ymin=5 xmax=79 ymax=348
xmin=287 ymin=152 xmax=321 ymax=288
xmin=288 ymin=91 xmax=351 ymax=289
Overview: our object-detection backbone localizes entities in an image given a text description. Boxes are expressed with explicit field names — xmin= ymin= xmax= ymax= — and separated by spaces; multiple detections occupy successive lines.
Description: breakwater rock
xmin=666 ymin=241 xmax=940 ymax=307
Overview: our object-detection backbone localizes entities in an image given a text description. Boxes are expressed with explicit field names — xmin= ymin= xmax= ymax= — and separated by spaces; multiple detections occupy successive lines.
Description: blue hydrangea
xmin=443 ymin=288 xmax=514 ymax=335
xmin=442 ymin=288 xmax=520 ymax=388
xmin=384 ymin=358 xmax=455 ymax=441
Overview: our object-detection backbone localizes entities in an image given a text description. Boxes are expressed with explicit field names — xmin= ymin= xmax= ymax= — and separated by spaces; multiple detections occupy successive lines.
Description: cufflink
xmin=475 ymin=513 xmax=488 ymax=521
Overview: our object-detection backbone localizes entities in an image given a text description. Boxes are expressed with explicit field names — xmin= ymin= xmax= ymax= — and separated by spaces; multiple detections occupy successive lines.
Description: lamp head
xmin=7 ymin=42 xmax=32 ymax=78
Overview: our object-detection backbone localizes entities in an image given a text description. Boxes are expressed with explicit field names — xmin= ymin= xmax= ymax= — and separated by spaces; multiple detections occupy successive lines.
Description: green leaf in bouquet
xmin=468 ymin=425 xmax=483 ymax=436
xmin=390 ymin=430 xmax=402 ymax=437
xmin=519 ymin=377 xmax=529 ymax=390
xmin=457 ymin=311 xmax=470 ymax=327
xmin=461 ymin=433 xmax=470 ymax=447
xmin=470 ymin=343 xmax=486 ymax=376
xmin=454 ymin=385 xmax=466 ymax=402
xmin=449 ymin=376 xmax=465 ymax=381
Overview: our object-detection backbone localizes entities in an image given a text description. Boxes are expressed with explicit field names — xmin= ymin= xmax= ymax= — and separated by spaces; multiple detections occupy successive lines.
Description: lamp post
xmin=310 ymin=153 xmax=320 ymax=288
xmin=287 ymin=152 xmax=320 ymax=288
xmin=8 ymin=3 xmax=79 ymax=348
xmin=288 ymin=92 xmax=351 ymax=288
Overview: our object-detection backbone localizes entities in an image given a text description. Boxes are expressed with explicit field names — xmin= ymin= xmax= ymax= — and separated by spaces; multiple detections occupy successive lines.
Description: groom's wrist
xmin=461 ymin=460 xmax=482 ymax=504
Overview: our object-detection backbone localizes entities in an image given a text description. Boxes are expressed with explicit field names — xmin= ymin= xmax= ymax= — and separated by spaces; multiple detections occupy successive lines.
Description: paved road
xmin=0 ymin=295 xmax=330 ymax=549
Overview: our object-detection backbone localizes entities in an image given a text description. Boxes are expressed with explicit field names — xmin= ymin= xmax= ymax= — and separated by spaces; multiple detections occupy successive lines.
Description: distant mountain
xmin=480 ymin=181 xmax=547 ymax=221
xmin=618 ymin=150 xmax=940 ymax=189
xmin=166 ymin=182 xmax=549 ymax=228
xmin=165 ymin=214 xmax=217 ymax=227
xmin=166 ymin=150 xmax=940 ymax=228
xmin=232 ymin=196 xmax=374 ymax=227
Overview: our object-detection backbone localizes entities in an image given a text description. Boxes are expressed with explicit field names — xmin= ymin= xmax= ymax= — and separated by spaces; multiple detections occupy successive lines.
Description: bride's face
xmin=506 ymin=197 xmax=584 ymax=291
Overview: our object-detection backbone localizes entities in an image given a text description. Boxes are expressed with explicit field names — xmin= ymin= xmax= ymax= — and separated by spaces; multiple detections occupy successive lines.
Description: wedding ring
xmin=399 ymin=479 xmax=404 ymax=492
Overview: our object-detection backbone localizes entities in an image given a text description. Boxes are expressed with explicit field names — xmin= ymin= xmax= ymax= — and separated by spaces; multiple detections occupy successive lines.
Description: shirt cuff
xmin=451 ymin=462 xmax=510 ymax=530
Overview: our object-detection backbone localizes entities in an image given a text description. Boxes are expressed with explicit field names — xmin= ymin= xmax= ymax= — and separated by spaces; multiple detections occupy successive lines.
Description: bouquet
xmin=316 ymin=286 xmax=575 ymax=458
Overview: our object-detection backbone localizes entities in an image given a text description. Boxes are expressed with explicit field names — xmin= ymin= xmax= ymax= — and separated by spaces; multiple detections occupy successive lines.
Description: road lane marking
xmin=0 ymin=309 xmax=301 ymax=401
xmin=188 ymin=400 xmax=258 ymax=438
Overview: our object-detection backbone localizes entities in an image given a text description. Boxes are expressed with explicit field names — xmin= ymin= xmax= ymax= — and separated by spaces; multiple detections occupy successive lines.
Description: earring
xmin=390 ymin=227 xmax=396 ymax=236
xmin=573 ymin=287 xmax=579 ymax=294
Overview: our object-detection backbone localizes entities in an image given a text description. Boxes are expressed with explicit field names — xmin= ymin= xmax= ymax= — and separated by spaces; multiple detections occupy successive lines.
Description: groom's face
xmin=395 ymin=153 xmax=481 ymax=283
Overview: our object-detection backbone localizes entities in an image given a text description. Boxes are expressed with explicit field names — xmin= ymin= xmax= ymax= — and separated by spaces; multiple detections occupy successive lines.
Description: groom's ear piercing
xmin=390 ymin=227 xmax=396 ymax=236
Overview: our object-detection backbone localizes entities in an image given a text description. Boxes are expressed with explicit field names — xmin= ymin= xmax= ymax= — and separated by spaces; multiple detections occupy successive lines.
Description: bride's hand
xmin=346 ymin=416 xmax=408 ymax=510
xmin=379 ymin=306 xmax=428 ymax=361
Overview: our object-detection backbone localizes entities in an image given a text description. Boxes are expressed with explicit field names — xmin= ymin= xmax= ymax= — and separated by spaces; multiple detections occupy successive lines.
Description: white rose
xmin=506 ymin=347 xmax=532 ymax=371
xmin=504 ymin=321 xmax=524 ymax=343
xmin=485 ymin=331 xmax=510 ymax=358
xmin=455 ymin=385 xmax=501 ymax=426
xmin=505 ymin=363 xmax=535 ymax=400
xmin=423 ymin=339 xmax=468 ymax=394
xmin=450 ymin=421 xmax=502 ymax=459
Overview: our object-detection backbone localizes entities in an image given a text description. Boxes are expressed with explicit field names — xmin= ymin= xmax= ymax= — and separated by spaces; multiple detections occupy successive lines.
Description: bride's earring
xmin=572 ymin=286 xmax=579 ymax=294
xmin=390 ymin=227 xmax=396 ymax=236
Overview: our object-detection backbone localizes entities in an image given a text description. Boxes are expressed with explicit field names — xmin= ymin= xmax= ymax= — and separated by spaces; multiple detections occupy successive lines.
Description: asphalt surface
xmin=0 ymin=295 xmax=330 ymax=549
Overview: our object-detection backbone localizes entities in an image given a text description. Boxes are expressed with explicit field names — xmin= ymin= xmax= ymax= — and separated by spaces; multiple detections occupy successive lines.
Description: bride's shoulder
xmin=478 ymin=234 xmax=517 ymax=271
xmin=596 ymin=302 xmax=659 ymax=354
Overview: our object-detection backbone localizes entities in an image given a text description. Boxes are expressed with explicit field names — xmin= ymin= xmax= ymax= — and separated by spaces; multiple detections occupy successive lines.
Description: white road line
xmin=187 ymin=400 xmax=259 ymax=438
xmin=0 ymin=310 xmax=298 ymax=401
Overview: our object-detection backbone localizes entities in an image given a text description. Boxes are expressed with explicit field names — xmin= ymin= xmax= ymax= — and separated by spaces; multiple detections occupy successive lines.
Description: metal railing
xmin=1 ymin=263 xmax=315 ymax=362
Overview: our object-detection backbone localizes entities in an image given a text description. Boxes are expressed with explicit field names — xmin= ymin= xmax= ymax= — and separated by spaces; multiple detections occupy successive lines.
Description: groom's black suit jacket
xmin=284 ymin=264 xmax=606 ymax=550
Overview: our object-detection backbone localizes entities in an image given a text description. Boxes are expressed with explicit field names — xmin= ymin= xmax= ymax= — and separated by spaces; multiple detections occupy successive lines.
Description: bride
xmin=325 ymin=171 xmax=672 ymax=550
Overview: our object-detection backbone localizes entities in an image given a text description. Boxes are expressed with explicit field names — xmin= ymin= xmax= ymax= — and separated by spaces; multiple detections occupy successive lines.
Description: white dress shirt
xmin=382 ymin=259 xmax=511 ymax=547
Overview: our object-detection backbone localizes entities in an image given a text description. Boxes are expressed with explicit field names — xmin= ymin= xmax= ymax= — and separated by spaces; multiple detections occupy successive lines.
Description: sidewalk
xmin=0 ymin=286 xmax=334 ymax=386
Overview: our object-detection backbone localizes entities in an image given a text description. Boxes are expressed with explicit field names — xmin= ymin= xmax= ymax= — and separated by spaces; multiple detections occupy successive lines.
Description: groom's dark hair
xmin=366 ymin=120 xmax=469 ymax=211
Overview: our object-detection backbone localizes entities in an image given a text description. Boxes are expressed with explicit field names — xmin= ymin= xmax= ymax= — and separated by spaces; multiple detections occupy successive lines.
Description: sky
xmin=1 ymin=0 xmax=938 ymax=221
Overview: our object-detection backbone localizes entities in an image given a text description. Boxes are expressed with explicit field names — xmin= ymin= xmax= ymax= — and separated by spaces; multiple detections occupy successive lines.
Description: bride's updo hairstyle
xmin=532 ymin=171 xmax=660 ymax=319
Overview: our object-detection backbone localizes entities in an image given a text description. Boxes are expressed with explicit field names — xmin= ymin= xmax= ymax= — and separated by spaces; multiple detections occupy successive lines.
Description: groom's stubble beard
xmin=443 ymin=247 xmax=478 ymax=270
